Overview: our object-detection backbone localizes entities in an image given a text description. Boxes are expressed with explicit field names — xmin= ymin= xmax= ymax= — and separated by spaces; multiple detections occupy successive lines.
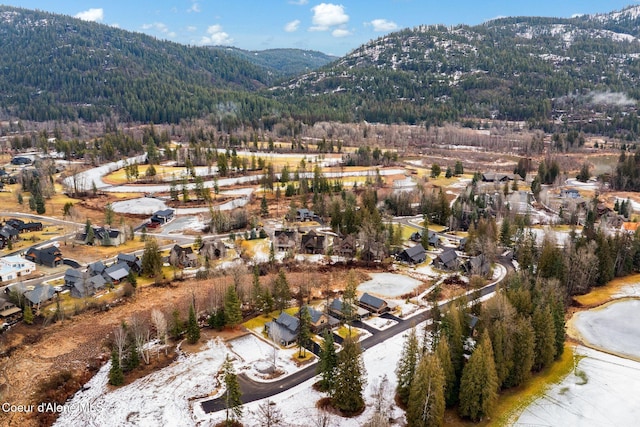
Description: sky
xmin=3 ymin=1 xmax=639 ymax=56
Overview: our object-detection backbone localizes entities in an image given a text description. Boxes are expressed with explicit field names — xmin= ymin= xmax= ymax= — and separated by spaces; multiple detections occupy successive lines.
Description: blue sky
xmin=3 ymin=1 xmax=639 ymax=55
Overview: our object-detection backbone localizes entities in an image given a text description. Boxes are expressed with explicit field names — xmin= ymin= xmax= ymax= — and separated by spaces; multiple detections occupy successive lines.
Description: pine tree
xmin=273 ymin=269 xmax=291 ymax=312
xmin=550 ymin=295 xmax=566 ymax=360
xmin=317 ymin=330 xmax=337 ymax=392
xmin=141 ymin=238 xmax=162 ymax=278
xmin=396 ymin=327 xmax=420 ymax=406
xmin=224 ymin=285 xmax=243 ymax=328
xmin=435 ymin=335 xmax=456 ymax=407
xmin=489 ymin=320 xmax=513 ymax=389
xmin=332 ymin=336 xmax=366 ymax=413
xmin=440 ymin=302 xmax=465 ymax=400
xmin=342 ymin=270 xmax=358 ymax=330
xmin=261 ymin=287 xmax=274 ymax=314
xmin=297 ymin=306 xmax=312 ymax=358
xmin=125 ymin=336 xmax=140 ymax=372
xmin=222 ymin=355 xmax=243 ymax=424
xmin=251 ymin=266 xmax=263 ymax=311
xmin=208 ymin=309 xmax=226 ymax=331
xmin=186 ymin=304 xmax=200 ymax=344
xmin=261 ymin=194 xmax=269 ymax=217
xmin=506 ymin=316 xmax=535 ymax=388
xmin=532 ymin=305 xmax=556 ymax=371
xmin=109 ymin=349 xmax=124 ymax=386
xmin=406 ymin=354 xmax=445 ymax=427
xmin=458 ymin=331 xmax=499 ymax=422
xmin=23 ymin=304 xmax=34 ymax=325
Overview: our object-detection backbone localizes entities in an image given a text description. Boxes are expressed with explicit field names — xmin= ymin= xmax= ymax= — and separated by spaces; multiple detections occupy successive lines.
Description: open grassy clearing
xmin=573 ymin=273 xmax=640 ymax=307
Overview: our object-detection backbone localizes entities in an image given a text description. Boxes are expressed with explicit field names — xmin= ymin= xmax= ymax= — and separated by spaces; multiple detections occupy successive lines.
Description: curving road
xmin=200 ymin=260 xmax=510 ymax=413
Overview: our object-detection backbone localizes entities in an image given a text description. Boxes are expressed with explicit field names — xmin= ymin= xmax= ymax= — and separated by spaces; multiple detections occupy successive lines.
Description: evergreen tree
xmin=170 ymin=309 xmax=184 ymax=339
xmin=23 ymin=304 xmax=34 ymax=325
xmin=208 ymin=309 xmax=226 ymax=331
xmin=532 ymin=305 xmax=556 ymax=371
xmin=86 ymin=219 xmax=95 ymax=245
xmin=342 ymin=270 xmax=358 ymax=330
xmin=332 ymin=336 xmax=366 ymax=413
xmin=141 ymin=238 xmax=163 ymax=278
xmin=441 ymin=302 xmax=465 ymax=398
xmin=109 ymin=349 xmax=124 ymax=386
xmin=251 ymin=266 xmax=263 ymax=310
xmin=186 ymin=304 xmax=200 ymax=344
xmin=396 ymin=327 xmax=420 ymax=406
xmin=224 ymin=285 xmax=243 ymax=327
xmin=317 ymin=330 xmax=338 ymax=392
xmin=127 ymin=270 xmax=137 ymax=288
xmin=488 ymin=320 xmax=513 ymax=389
xmin=297 ymin=306 xmax=312 ymax=358
xmin=406 ymin=354 xmax=445 ymax=427
xmin=550 ymin=296 xmax=566 ymax=360
xmin=125 ymin=336 xmax=140 ymax=372
xmin=458 ymin=331 xmax=499 ymax=422
xmin=435 ymin=335 xmax=457 ymax=407
xmin=273 ymin=269 xmax=291 ymax=312
xmin=506 ymin=316 xmax=535 ymax=388
xmin=261 ymin=194 xmax=269 ymax=217
xmin=222 ymin=355 xmax=243 ymax=424
xmin=261 ymin=287 xmax=274 ymax=313
xmin=105 ymin=202 xmax=115 ymax=225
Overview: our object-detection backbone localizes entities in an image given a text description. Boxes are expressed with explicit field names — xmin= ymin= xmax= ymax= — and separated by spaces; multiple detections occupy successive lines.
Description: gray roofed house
xmin=199 ymin=239 xmax=227 ymax=260
xmin=273 ymin=230 xmax=297 ymax=252
xmin=398 ymin=243 xmax=427 ymax=264
xmin=332 ymin=234 xmax=356 ymax=259
xmin=328 ymin=298 xmax=370 ymax=320
xmin=433 ymin=248 xmax=459 ymax=270
xmin=361 ymin=241 xmax=387 ymax=263
xmin=302 ymin=305 xmax=340 ymax=333
xmin=87 ymin=260 xmax=107 ymax=276
xmin=265 ymin=312 xmax=300 ymax=346
xmin=151 ymin=209 xmax=175 ymax=224
xmin=410 ymin=230 xmax=440 ymax=247
xmin=116 ymin=253 xmax=142 ymax=272
xmin=465 ymin=254 xmax=490 ymax=277
xmin=300 ymin=230 xmax=326 ymax=255
xmin=358 ymin=293 xmax=389 ymax=314
xmin=103 ymin=262 xmax=130 ymax=283
xmin=24 ymin=284 xmax=55 ymax=307
xmin=24 ymin=246 xmax=63 ymax=268
xmin=169 ymin=244 xmax=198 ymax=268
xmin=64 ymin=268 xmax=84 ymax=287
xmin=70 ymin=273 xmax=107 ymax=298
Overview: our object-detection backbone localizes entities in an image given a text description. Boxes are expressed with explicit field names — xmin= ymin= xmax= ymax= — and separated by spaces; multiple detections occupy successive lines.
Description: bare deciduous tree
xmin=256 ymin=400 xmax=284 ymax=427
xmin=130 ymin=315 xmax=151 ymax=365
xmin=113 ymin=323 xmax=127 ymax=365
xmin=151 ymin=309 xmax=168 ymax=357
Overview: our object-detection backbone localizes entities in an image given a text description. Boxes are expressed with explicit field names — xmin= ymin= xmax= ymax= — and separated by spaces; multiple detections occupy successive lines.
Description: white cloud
xmin=187 ymin=25 xmax=197 ymax=32
xmin=284 ymin=19 xmax=301 ymax=33
xmin=289 ymin=0 xmax=308 ymax=4
xmin=188 ymin=2 xmax=201 ymax=13
xmin=332 ymin=28 xmax=352 ymax=37
xmin=141 ymin=22 xmax=175 ymax=37
xmin=74 ymin=8 xmax=104 ymax=22
xmin=310 ymin=3 xmax=349 ymax=31
xmin=199 ymin=24 xmax=233 ymax=46
xmin=369 ymin=18 xmax=398 ymax=32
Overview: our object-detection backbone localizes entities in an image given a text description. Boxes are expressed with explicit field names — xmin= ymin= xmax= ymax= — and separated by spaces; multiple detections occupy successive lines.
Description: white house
xmin=0 ymin=256 xmax=36 ymax=282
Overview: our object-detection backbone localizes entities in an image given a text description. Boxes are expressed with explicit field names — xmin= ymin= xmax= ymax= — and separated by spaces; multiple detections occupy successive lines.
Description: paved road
xmin=200 ymin=262 xmax=508 ymax=413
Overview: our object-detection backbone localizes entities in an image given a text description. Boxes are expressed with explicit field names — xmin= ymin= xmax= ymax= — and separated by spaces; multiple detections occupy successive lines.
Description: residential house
xmin=24 ymin=284 xmax=55 ymax=309
xmin=296 ymin=208 xmax=315 ymax=222
xmin=273 ymin=230 xmax=297 ymax=252
xmin=150 ymin=209 xmax=175 ymax=225
xmin=0 ymin=294 xmax=20 ymax=321
xmin=77 ymin=226 xmax=126 ymax=246
xmin=433 ymin=248 xmax=459 ymax=271
xmin=265 ymin=312 xmax=299 ymax=346
xmin=398 ymin=243 xmax=427 ymax=264
xmin=361 ymin=241 xmax=387 ymax=263
xmin=482 ymin=172 xmax=513 ymax=182
xmin=64 ymin=268 xmax=84 ymax=288
xmin=0 ymin=225 xmax=19 ymax=248
xmin=24 ymin=246 xmax=63 ymax=268
xmin=169 ymin=244 xmax=198 ymax=268
xmin=328 ymin=298 xmax=369 ymax=320
xmin=0 ymin=256 xmax=36 ymax=282
xmin=409 ymin=230 xmax=440 ymax=247
xmin=103 ymin=262 xmax=130 ymax=284
xmin=358 ymin=293 xmax=390 ymax=314
xmin=332 ymin=234 xmax=356 ymax=259
xmin=465 ymin=254 xmax=491 ymax=277
xmin=6 ymin=219 xmax=42 ymax=233
xmin=116 ymin=253 xmax=142 ymax=273
xmin=300 ymin=230 xmax=326 ymax=255
xmin=87 ymin=260 xmax=107 ymax=276
xmin=303 ymin=306 xmax=339 ymax=334
xmin=199 ymin=239 xmax=227 ymax=260
xmin=70 ymin=274 xmax=107 ymax=299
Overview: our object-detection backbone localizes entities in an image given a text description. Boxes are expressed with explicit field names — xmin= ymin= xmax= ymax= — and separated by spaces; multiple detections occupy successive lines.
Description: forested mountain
xmin=4 ymin=4 xmax=640 ymax=134
xmin=0 ymin=6 xmax=278 ymax=123
xmin=273 ymin=5 xmax=640 ymax=133
xmin=207 ymin=47 xmax=336 ymax=78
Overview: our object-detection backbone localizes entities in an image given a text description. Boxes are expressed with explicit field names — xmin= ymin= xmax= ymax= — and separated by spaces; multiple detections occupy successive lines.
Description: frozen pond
xmin=358 ymin=273 xmax=423 ymax=298
xmin=572 ymin=298 xmax=640 ymax=359
xmin=111 ymin=197 xmax=168 ymax=215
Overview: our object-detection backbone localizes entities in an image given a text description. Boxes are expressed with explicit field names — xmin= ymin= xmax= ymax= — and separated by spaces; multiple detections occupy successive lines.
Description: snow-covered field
xmin=571 ymin=299 xmax=640 ymax=359
xmin=358 ymin=272 xmax=424 ymax=297
xmin=516 ymin=294 xmax=640 ymax=426
xmin=515 ymin=346 xmax=640 ymax=427
xmin=111 ymin=197 xmax=168 ymax=215
xmin=54 ymin=339 xmax=228 ymax=427
xmin=362 ymin=315 xmax=398 ymax=331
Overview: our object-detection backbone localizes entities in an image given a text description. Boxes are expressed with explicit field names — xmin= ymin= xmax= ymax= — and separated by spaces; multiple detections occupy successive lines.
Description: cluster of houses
xmin=0 ymin=218 xmax=43 ymax=249
xmin=64 ymin=253 xmax=141 ymax=299
xmin=265 ymin=292 xmax=390 ymax=346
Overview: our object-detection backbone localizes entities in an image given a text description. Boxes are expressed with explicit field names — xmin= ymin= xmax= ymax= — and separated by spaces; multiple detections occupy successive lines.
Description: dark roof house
xmin=361 ymin=241 xmax=387 ymax=263
xmin=169 ymin=245 xmax=198 ymax=268
xmin=103 ymin=262 xmax=130 ymax=283
xmin=265 ymin=312 xmax=300 ymax=346
xmin=25 ymin=246 xmax=63 ymax=268
xmin=328 ymin=298 xmax=369 ymax=320
xmin=150 ymin=209 xmax=175 ymax=224
xmin=433 ymin=248 xmax=459 ymax=271
xmin=358 ymin=293 xmax=389 ymax=314
xmin=199 ymin=239 xmax=227 ymax=260
xmin=398 ymin=243 xmax=427 ymax=264
xmin=300 ymin=230 xmax=326 ymax=255
xmin=116 ymin=253 xmax=142 ymax=272
xmin=332 ymin=234 xmax=356 ymax=259
xmin=465 ymin=254 xmax=491 ymax=277
xmin=273 ymin=230 xmax=297 ymax=252
xmin=410 ymin=230 xmax=440 ymax=247
xmin=24 ymin=284 xmax=55 ymax=308
xmin=302 ymin=305 xmax=340 ymax=333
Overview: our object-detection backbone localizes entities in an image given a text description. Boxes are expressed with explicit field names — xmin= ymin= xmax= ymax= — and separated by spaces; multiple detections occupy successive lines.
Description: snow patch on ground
xmin=571 ymin=299 xmax=640 ymax=359
xmin=54 ymin=339 xmax=228 ymax=427
xmin=358 ymin=273 xmax=424 ymax=298
xmin=362 ymin=315 xmax=398 ymax=331
xmin=111 ymin=197 xmax=168 ymax=215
